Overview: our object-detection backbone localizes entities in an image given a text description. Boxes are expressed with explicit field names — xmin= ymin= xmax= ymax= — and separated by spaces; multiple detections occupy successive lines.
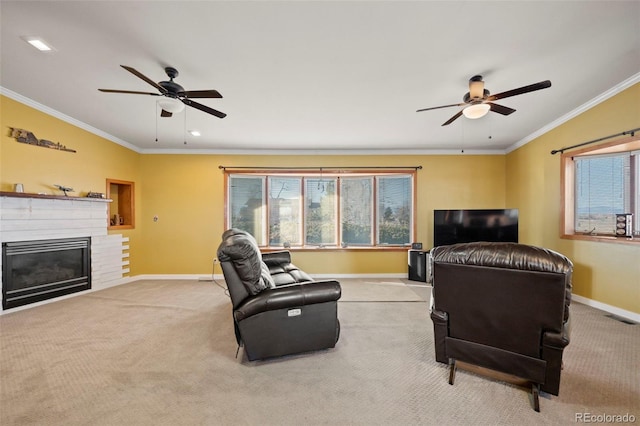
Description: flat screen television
xmin=433 ymin=209 xmax=519 ymax=247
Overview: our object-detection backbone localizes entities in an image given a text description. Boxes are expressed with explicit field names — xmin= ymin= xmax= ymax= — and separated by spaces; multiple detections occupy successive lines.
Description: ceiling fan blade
xmin=442 ymin=110 xmax=463 ymax=126
xmin=120 ymin=65 xmax=167 ymax=94
xmin=487 ymin=80 xmax=551 ymax=101
xmin=98 ymin=89 xmax=160 ymax=96
xmin=488 ymin=102 xmax=516 ymax=115
xmin=160 ymin=110 xmax=172 ymax=118
xmin=180 ymin=89 xmax=223 ymax=99
xmin=417 ymin=103 xmax=466 ymax=113
xmin=181 ymin=98 xmax=227 ymax=118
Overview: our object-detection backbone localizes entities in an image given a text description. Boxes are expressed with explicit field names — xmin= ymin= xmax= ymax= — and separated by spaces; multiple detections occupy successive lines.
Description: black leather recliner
xmin=217 ymin=229 xmax=341 ymax=361
xmin=430 ymin=241 xmax=573 ymax=411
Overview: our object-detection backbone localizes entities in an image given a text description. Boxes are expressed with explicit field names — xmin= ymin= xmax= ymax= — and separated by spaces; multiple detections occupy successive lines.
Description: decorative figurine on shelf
xmin=86 ymin=191 xmax=106 ymax=199
xmin=10 ymin=128 xmax=77 ymax=153
xmin=53 ymin=184 xmax=74 ymax=196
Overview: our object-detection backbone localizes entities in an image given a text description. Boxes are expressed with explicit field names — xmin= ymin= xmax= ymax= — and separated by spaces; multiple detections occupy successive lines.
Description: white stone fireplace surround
xmin=0 ymin=192 xmax=128 ymax=313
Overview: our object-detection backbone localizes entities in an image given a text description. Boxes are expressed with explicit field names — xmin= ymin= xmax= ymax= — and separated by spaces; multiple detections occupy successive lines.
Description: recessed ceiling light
xmin=188 ymin=130 xmax=201 ymax=137
xmin=21 ymin=36 xmax=55 ymax=52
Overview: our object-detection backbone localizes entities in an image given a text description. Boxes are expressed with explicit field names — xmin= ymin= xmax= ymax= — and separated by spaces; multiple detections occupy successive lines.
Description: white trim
xmin=131 ymin=273 xmax=407 ymax=280
xmin=507 ymin=71 xmax=640 ymax=154
xmin=140 ymin=148 xmax=506 ymax=156
xmin=572 ymin=294 xmax=639 ymax=324
xmin=131 ymin=274 xmax=224 ymax=281
xmin=4 ymin=72 xmax=639 ymax=156
xmin=310 ymin=273 xmax=407 ymax=279
xmin=0 ymin=87 xmax=141 ymax=153
xmin=5 ymin=272 xmax=638 ymax=323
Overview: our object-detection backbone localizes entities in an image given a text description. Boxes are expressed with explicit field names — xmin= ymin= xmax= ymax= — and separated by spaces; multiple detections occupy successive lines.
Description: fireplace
xmin=2 ymin=237 xmax=91 ymax=310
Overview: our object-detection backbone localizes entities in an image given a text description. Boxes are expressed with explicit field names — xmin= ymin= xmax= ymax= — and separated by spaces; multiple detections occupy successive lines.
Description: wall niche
xmin=106 ymin=179 xmax=134 ymax=229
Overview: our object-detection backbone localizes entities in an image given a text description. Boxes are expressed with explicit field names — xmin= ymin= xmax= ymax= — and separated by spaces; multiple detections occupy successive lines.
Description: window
xmin=229 ymin=176 xmax=265 ymax=244
xmin=226 ymin=170 xmax=415 ymax=248
xmin=341 ymin=177 xmax=373 ymax=245
xmin=562 ymin=135 xmax=639 ymax=241
xmin=269 ymin=177 xmax=302 ymax=246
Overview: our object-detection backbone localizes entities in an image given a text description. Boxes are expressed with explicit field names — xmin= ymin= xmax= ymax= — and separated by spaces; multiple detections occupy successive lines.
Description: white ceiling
xmin=1 ymin=1 xmax=639 ymax=154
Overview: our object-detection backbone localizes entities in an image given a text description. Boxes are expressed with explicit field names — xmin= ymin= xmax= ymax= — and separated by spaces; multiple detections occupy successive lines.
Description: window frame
xmin=224 ymin=169 xmax=417 ymax=251
xmin=561 ymin=134 xmax=640 ymax=245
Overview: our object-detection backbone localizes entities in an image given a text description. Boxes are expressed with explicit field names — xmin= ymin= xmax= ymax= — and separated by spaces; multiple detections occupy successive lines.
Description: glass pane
xmin=305 ymin=178 xmax=337 ymax=245
xmin=229 ymin=176 xmax=265 ymax=244
xmin=575 ymin=155 xmax=630 ymax=234
xmin=341 ymin=177 xmax=373 ymax=245
xmin=377 ymin=176 xmax=412 ymax=245
xmin=269 ymin=177 xmax=302 ymax=246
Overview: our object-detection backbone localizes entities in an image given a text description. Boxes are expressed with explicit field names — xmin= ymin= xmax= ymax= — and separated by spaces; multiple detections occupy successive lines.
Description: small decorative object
xmin=10 ymin=127 xmax=76 ymax=153
xmin=615 ymin=214 xmax=633 ymax=237
xmin=53 ymin=184 xmax=73 ymax=196
xmin=14 ymin=183 xmax=24 ymax=193
xmin=111 ymin=214 xmax=123 ymax=226
xmin=86 ymin=191 xmax=106 ymax=199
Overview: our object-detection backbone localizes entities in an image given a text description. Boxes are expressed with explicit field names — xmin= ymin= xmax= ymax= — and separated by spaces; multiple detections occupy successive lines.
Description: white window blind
xmin=574 ymin=153 xmax=631 ymax=234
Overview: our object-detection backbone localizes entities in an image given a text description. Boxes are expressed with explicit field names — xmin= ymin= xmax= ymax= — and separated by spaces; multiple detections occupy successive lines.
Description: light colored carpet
xmin=0 ymin=279 xmax=638 ymax=425
xmin=337 ymin=278 xmax=425 ymax=302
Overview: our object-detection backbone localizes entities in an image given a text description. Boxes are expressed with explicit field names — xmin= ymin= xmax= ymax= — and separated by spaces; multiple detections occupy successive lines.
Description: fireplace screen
xmin=2 ymin=237 xmax=91 ymax=309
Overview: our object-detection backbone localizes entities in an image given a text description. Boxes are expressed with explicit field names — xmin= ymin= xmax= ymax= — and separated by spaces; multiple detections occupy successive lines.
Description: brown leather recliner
xmin=430 ymin=241 xmax=573 ymax=411
xmin=217 ymin=229 xmax=341 ymax=361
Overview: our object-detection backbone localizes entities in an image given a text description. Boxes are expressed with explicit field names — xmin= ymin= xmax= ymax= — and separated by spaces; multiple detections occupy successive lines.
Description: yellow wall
xmin=1 ymin=95 xmax=143 ymax=273
xmin=136 ymin=154 xmax=506 ymax=274
xmin=7 ymin=84 xmax=637 ymax=315
xmin=506 ymin=83 xmax=640 ymax=314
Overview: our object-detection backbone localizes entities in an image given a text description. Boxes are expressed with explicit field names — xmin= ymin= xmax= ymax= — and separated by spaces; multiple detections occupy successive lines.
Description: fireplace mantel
xmin=0 ymin=191 xmax=112 ymax=202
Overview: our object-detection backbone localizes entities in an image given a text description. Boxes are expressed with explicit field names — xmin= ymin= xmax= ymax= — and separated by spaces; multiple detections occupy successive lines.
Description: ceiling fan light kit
xmin=157 ymin=97 xmax=184 ymax=114
xmin=462 ymin=103 xmax=490 ymax=119
xmin=417 ymin=75 xmax=551 ymax=126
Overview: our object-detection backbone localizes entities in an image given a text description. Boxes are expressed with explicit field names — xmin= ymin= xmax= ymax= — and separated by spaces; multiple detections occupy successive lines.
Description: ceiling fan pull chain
xmin=155 ymin=101 xmax=158 ymax=142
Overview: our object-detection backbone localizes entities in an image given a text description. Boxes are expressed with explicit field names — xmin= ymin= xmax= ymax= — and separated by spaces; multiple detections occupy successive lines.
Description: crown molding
xmin=506 ymin=71 xmax=640 ymax=154
xmin=138 ymin=147 xmax=506 ymax=155
xmin=5 ymin=72 xmax=638 ymax=157
xmin=0 ymin=87 xmax=142 ymax=153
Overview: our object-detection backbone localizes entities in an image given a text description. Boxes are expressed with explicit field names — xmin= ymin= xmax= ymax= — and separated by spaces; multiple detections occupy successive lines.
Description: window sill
xmin=561 ymin=233 xmax=639 ymax=245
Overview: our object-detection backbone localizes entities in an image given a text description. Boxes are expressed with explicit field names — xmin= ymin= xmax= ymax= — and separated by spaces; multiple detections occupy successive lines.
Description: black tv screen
xmin=433 ymin=209 xmax=519 ymax=247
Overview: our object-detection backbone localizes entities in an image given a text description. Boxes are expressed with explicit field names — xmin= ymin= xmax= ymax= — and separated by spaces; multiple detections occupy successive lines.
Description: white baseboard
xmin=132 ymin=273 xmax=407 ymax=281
xmin=131 ymin=274 xmax=225 ymax=281
xmin=310 ymin=273 xmax=407 ymax=279
xmin=6 ymin=273 xmax=637 ymax=323
xmin=572 ymin=294 xmax=639 ymax=324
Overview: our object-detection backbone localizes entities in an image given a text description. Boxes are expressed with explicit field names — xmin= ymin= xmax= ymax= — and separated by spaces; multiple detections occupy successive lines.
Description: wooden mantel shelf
xmin=0 ymin=191 xmax=112 ymax=203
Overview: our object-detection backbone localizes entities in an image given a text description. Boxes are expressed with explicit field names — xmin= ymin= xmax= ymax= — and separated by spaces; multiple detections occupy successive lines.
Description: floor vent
xmin=605 ymin=314 xmax=637 ymax=325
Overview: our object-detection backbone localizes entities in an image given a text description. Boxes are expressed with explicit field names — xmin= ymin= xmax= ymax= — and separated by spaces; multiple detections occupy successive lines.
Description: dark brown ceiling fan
xmin=417 ymin=75 xmax=551 ymax=126
xmin=99 ymin=65 xmax=226 ymax=118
